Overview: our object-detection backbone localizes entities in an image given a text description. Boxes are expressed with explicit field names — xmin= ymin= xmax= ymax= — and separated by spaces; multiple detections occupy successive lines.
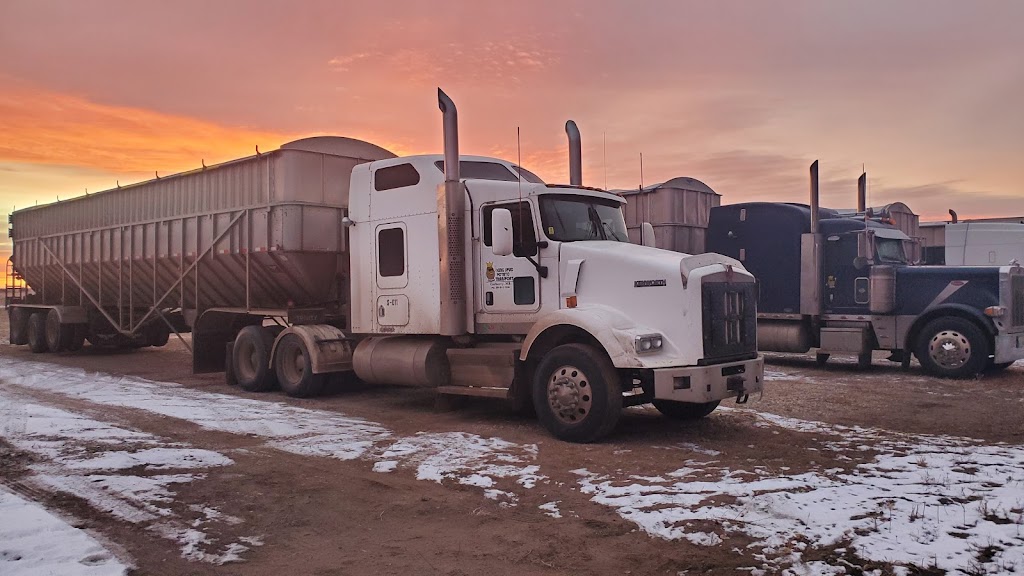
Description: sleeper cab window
xmin=377 ymin=226 xmax=406 ymax=278
xmin=482 ymin=202 xmax=538 ymax=257
xmin=374 ymin=163 xmax=420 ymax=191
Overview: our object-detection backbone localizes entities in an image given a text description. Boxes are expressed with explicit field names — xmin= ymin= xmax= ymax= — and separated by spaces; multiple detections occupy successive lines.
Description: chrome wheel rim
xmin=546 ymin=364 xmax=593 ymax=424
xmin=928 ymin=330 xmax=971 ymax=370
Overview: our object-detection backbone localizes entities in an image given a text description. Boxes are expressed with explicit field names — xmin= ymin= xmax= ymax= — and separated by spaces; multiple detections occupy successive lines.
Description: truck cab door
xmin=479 ymin=201 xmax=541 ymax=314
xmin=373 ymin=222 xmax=410 ymax=329
xmin=823 ymin=232 xmax=870 ymax=314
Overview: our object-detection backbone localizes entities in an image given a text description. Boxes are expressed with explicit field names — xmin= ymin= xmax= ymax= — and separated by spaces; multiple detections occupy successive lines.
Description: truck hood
xmin=557 ymin=241 xmax=749 ymax=366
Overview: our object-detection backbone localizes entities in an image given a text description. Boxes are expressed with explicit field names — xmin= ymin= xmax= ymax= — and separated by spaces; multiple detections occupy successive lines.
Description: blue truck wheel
xmin=914 ymin=317 xmax=990 ymax=379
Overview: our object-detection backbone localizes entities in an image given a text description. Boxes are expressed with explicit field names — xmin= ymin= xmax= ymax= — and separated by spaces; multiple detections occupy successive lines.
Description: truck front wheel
xmin=533 ymin=343 xmax=622 ymax=443
xmin=652 ymin=400 xmax=720 ymax=420
xmin=914 ymin=317 xmax=990 ymax=379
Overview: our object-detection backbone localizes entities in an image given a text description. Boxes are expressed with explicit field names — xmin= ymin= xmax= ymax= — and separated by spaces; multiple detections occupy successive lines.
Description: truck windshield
xmin=876 ymin=238 xmax=908 ymax=264
xmin=539 ymin=194 xmax=629 ymax=242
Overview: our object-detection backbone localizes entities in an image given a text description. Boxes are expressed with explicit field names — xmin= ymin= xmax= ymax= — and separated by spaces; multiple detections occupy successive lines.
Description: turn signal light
xmin=565 ymin=296 xmax=577 ymax=308
xmin=984 ymin=306 xmax=1006 ymax=318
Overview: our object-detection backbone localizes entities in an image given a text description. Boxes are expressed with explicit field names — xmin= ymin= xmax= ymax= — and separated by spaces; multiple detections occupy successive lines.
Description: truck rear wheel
xmin=65 ymin=325 xmax=86 ymax=352
xmin=274 ymin=333 xmax=325 ymax=397
xmin=652 ymin=400 xmax=720 ymax=420
xmin=27 ymin=312 xmax=48 ymax=353
xmin=533 ymin=343 xmax=622 ymax=443
xmin=10 ymin=308 xmax=30 ymax=345
xmin=915 ymin=317 xmax=990 ymax=379
xmin=233 ymin=326 xmax=277 ymax=392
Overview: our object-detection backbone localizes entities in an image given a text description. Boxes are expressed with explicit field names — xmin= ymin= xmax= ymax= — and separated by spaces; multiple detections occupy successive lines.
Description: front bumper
xmin=652 ymin=355 xmax=764 ymax=403
xmin=994 ymin=332 xmax=1024 ymax=364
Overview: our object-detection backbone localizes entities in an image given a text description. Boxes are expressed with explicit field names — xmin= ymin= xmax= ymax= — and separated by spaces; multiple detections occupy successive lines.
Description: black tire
xmin=274 ymin=333 xmax=325 ymax=397
xmin=815 ymin=352 xmax=830 ymax=366
xmin=65 ymin=325 xmax=86 ymax=352
xmin=27 ymin=312 xmax=49 ymax=353
xmin=45 ymin=309 xmax=68 ymax=352
xmin=148 ymin=324 xmax=171 ymax=347
xmin=914 ymin=317 xmax=990 ymax=379
xmin=652 ymin=399 xmax=720 ymax=420
xmin=857 ymin=352 xmax=872 ymax=370
xmin=10 ymin=308 xmax=30 ymax=345
xmin=532 ymin=343 xmax=622 ymax=443
xmin=232 ymin=326 xmax=277 ymax=392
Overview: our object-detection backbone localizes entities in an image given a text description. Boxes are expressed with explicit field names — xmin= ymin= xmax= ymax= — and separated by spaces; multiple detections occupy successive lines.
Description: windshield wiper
xmin=587 ymin=205 xmax=607 ymax=240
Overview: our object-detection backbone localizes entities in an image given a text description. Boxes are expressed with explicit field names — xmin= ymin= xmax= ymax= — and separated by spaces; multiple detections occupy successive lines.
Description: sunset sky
xmin=1 ymin=0 xmax=1022 ymax=267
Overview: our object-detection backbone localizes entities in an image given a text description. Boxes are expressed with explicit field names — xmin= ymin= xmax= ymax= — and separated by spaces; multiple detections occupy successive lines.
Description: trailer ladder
xmin=4 ymin=257 xmax=26 ymax=308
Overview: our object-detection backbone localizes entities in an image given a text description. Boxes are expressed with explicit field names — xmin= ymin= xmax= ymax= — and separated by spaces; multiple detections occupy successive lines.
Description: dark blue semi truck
xmin=704 ymin=162 xmax=1024 ymax=378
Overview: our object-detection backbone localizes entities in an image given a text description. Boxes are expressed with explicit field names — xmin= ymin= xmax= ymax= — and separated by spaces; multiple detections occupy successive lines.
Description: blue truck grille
xmin=701 ymin=282 xmax=758 ymax=361
xmin=1013 ymin=275 xmax=1024 ymax=327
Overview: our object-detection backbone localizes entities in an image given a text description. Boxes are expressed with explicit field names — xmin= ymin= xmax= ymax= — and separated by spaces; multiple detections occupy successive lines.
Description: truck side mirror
xmin=491 ymin=208 xmax=514 ymax=256
xmin=641 ymin=222 xmax=657 ymax=247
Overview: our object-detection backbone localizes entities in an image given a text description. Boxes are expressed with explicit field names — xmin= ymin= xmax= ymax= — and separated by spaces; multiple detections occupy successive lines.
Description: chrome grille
xmin=1013 ymin=275 xmax=1024 ymax=327
xmin=702 ymin=282 xmax=757 ymax=361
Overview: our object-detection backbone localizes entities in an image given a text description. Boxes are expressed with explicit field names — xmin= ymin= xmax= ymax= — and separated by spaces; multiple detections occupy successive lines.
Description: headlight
xmin=634 ymin=334 xmax=664 ymax=354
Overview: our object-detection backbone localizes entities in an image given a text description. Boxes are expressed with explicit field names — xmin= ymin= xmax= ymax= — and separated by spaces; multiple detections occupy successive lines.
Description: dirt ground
xmin=2 ymin=312 xmax=1023 ymax=575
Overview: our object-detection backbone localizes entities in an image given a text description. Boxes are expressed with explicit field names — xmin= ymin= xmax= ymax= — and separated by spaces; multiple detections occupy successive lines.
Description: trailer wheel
xmin=274 ymin=333 xmax=325 ymax=398
xmin=9 ymin=308 xmax=30 ymax=345
xmin=652 ymin=400 xmax=720 ymax=421
xmin=533 ymin=343 xmax=622 ymax=443
xmin=232 ymin=326 xmax=277 ymax=392
xmin=147 ymin=324 xmax=171 ymax=347
xmin=914 ymin=317 xmax=990 ymax=379
xmin=66 ymin=325 xmax=86 ymax=352
xmin=44 ymin=309 xmax=71 ymax=352
xmin=857 ymin=352 xmax=872 ymax=370
xmin=815 ymin=353 xmax=830 ymax=366
xmin=27 ymin=312 xmax=49 ymax=353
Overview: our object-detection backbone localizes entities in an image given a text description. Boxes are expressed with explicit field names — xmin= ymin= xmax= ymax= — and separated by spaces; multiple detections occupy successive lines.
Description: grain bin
xmin=614 ymin=177 xmax=721 ymax=254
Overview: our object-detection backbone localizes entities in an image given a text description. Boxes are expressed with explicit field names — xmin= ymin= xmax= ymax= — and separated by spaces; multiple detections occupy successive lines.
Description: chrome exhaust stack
xmin=857 ymin=171 xmax=867 ymax=214
xmin=809 ymin=160 xmax=820 ymax=234
xmin=565 ymin=120 xmax=582 ymax=186
xmin=437 ymin=88 xmax=467 ymax=336
xmin=801 ymin=160 xmax=823 ymax=316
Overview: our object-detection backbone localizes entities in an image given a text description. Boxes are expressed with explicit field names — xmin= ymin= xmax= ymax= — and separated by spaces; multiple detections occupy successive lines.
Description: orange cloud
xmin=0 ymin=82 xmax=299 ymax=174
xmin=0 ymin=81 xmax=416 ymax=176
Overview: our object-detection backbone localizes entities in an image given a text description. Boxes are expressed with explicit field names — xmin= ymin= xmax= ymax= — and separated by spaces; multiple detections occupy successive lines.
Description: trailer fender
xmin=13 ymin=305 xmax=88 ymax=325
xmin=271 ymin=324 xmax=354 ymax=375
xmin=519 ymin=305 xmax=642 ymax=369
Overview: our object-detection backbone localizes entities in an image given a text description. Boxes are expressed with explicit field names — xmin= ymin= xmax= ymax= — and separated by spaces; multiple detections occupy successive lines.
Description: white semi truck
xmin=6 ymin=89 xmax=764 ymax=442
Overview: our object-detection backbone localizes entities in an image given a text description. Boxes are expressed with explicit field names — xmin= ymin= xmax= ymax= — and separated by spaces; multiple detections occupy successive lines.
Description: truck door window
xmin=377 ymin=227 xmax=406 ymax=277
xmin=513 ymin=277 xmax=536 ymax=305
xmin=483 ymin=202 xmax=538 ymax=257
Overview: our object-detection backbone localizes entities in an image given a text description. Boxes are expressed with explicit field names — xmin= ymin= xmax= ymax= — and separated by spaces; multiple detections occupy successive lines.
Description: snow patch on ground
xmin=0 ymin=358 xmax=545 ymax=507
xmin=0 ymin=486 xmax=129 ymax=576
xmin=372 ymin=432 xmax=543 ymax=501
xmin=538 ymin=501 xmax=562 ymax=519
xmin=0 ymin=389 xmax=260 ymax=565
xmin=575 ymin=409 xmax=1024 ymax=574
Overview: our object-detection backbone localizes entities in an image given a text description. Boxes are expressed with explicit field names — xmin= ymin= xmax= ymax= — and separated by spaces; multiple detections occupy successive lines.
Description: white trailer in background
xmin=6 ymin=89 xmax=764 ymax=442
xmin=945 ymin=223 xmax=1024 ymax=266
